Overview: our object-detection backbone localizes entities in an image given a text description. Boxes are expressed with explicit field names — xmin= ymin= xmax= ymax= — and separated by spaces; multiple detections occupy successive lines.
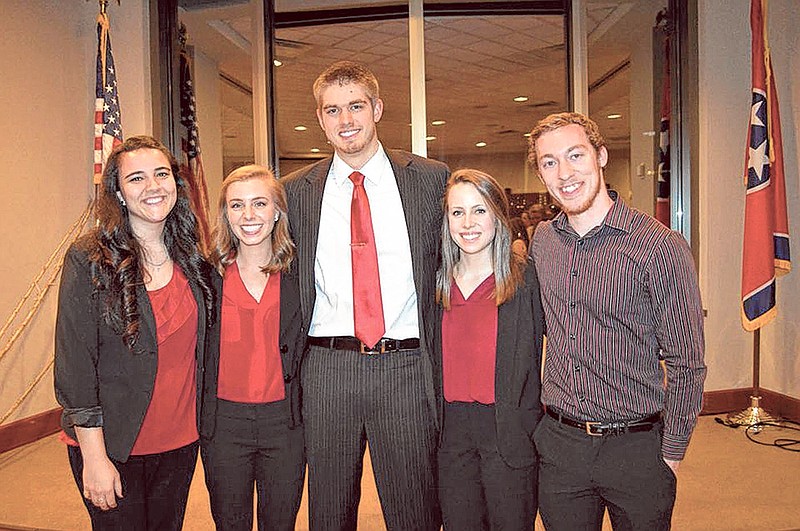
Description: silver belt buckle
xmin=360 ymin=340 xmax=386 ymax=354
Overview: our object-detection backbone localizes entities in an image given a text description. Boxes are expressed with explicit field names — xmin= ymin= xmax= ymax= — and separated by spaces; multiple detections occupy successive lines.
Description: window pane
xmin=423 ymin=12 xmax=567 ymax=205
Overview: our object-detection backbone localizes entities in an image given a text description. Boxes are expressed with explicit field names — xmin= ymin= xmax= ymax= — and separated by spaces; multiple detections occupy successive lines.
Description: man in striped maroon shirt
xmin=528 ymin=112 xmax=706 ymax=530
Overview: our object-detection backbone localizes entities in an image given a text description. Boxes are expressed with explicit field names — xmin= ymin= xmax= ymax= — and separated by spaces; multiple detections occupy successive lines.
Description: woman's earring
xmin=116 ymin=191 xmax=126 ymax=207
xmin=274 ymin=213 xmax=279 ymax=222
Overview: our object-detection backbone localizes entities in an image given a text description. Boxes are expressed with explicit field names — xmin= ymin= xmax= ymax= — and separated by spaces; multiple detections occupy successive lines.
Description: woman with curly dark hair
xmin=54 ymin=135 xmax=216 ymax=530
xmin=200 ymin=165 xmax=306 ymax=531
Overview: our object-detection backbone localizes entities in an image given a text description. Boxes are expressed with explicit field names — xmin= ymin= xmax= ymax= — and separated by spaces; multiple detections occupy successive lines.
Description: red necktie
xmin=349 ymin=171 xmax=385 ymax=348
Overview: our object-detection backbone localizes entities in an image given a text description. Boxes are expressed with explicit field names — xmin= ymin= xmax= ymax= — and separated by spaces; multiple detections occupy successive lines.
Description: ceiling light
xmin=431 ymin=120 xmax=446 ymax=126
xmin=513 ymin=96 xmax=528 ymax=102
xmin=426 ymin=136 xmax=436 ymax=141
xmin=310 ymin=148 xmax=320 ymax=153
xmin=294 ymin=125 xmax=307 ymax=131
xmin=273 ymin=59 xmax=283 ymax=67
xmin=475 ymin=141 xmax=487 ymax=148
xmin=607 ymin=113 xmax=622 ymax=119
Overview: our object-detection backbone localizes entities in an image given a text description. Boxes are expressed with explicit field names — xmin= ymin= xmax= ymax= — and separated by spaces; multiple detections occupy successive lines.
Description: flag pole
xmin=726 ymin=328 xmax=778 ymax=431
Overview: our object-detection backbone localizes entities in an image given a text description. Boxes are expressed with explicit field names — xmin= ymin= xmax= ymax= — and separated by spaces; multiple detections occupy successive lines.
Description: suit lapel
xmin=297 ymin=160 xmax=330 ymax=324
xmin=495 ymin=289 xmax=521 ymax=405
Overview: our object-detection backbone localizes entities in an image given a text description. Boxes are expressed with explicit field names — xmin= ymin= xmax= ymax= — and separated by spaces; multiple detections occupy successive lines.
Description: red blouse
xmin=217 ymin=263 xmax=285 ymax=403
xmin=131 ymin=266 xmax=199 ymax=455
xmin=441 ymin=274 xmax=498 ymax=405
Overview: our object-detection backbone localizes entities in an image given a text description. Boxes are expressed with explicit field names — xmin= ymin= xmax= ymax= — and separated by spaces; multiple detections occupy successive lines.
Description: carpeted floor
xmin=0 ymin=415 xmax=798 ymax=530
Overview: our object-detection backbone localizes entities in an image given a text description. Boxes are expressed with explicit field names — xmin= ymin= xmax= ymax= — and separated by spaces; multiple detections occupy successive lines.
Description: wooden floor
xmin=0 ymin=416 xmax=798 ymax=530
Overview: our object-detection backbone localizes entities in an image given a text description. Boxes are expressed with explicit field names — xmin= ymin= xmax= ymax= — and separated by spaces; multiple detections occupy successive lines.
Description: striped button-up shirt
xmin=531 ymin=192 xmax=706 ymax=460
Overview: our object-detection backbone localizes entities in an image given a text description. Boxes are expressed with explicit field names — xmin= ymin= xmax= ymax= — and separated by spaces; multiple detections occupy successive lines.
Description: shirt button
xmin=571 ymin=270 xmax=578 ymax=277
xmin=574 ymin=365 xmax=581 ymax=372
xmin=569 ymin=301 xmax=576 ymax=309
xmin=577 ymin=395 xmax=586 ymax=402
xmin=569 ymin=333 xmax=576 ymax=340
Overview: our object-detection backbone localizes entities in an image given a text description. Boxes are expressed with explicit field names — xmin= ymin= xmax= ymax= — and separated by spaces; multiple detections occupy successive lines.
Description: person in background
xmin=201 ymin=165 xmax=306 ymax=531
xmin=526 ymin=204 xmax=547 ymax=239
xmin=283 ymin=60 xmax=448 ymax=531
xmin=509 ymin=216 xmax=530 ymax=262
xmin=436 ymin=168 xmax=545 ymax=530
xmin=528 ymin=112 xmax=706 ymax=530
xmin=54 ymin=135 xmax=216 ymax=530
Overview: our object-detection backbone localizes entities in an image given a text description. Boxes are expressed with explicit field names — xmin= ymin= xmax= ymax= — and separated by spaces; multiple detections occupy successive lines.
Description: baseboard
xmin=701 ymin=388 xmax=800 ymax=422
xmin=0 ymin=408 xmax=61 ymax=454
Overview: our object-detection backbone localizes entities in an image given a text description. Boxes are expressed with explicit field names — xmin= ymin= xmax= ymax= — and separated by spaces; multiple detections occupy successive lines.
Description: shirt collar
xmin=552 ymin=190 xmax=634 ymax=238
xmin=330 ymin=143 xmax=389 ymax=188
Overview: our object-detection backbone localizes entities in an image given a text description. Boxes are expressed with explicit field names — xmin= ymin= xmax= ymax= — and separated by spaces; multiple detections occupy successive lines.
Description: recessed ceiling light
xmin=310 ymin=148 xmax=320 ymax=153
xmin=475 ymin=141 xmax=487 ymax=148
xmin=607 ymin=113 xmax=622 ymax=119
xmin=273 ymin=59 xmax=283 ymax=67
xmin=294 ymin=125 xmax=307 ymax=131
xmin=431 ymin=120 xmax=446 ymax=126
xmin=513 ymin=96 xmax=528 ymax=102
xmin=426 ymin=136 xmax=436 ymax=141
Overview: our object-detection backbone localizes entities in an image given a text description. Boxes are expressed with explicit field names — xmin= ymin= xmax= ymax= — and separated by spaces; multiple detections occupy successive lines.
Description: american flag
xmin=655 ymin=36 xmax=670 ymax=227
xmin=741 ymin=0 xmax=791 ymax=331
xmin=180 ymin=48 xmax=211 ymax=253
xmin=93 ymin=12 xmax=123 ymax=184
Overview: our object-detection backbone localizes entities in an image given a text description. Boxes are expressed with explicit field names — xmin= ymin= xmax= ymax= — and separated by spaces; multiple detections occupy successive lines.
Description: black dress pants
xmin=200 ymin=398 xmax=305 ymax=531
xmin=438 ymin=401 xmax=537 ymax=530
xmin=534 ymin=413 xmax=677 ymax=531
xmin=68 ymin=440 xmax=198 ymax=531
xmin=302 ymin=345 xmax=439 ymax=531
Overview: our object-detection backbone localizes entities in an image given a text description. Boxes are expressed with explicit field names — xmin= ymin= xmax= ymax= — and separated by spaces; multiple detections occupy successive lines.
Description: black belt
xmin=546 ymin=408 xmax=661 ymax=436
xmin=308 ymin=336 xmax=420 ymax=354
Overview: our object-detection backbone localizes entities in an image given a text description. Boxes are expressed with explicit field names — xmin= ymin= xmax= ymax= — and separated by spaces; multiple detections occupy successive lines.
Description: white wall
xmin=193 ymin=49 xmax=224 ymax=222
xmin=698 ymin=0 xmax=799 ymax=398
xmin=0 ymin=0 xmax=151 ymax=423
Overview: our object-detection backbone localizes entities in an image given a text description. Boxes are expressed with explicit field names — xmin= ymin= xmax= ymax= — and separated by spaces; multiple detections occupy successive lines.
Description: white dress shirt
xmin=309 ymin=145 xmax=419 ymax=340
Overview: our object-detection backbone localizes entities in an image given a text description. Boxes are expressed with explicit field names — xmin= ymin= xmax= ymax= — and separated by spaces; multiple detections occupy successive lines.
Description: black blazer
xmin=54 ymin=238 xmax=212 ymax=462
xmin=200 ymin=267 xmax=306 ymax=437
xmin=435 ymin=262 xmax=545 ymax=468
xmin=282 ymin=150 xmax=449 ymax=420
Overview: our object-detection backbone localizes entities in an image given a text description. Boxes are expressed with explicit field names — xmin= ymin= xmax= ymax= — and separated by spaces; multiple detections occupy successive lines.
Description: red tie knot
xmin=349 ymin=171 xmax=365 ymax=187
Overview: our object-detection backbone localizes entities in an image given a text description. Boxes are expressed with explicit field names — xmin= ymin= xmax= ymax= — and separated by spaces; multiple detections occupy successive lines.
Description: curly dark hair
xmin=91 ymin=135 xmax=216 ymax=351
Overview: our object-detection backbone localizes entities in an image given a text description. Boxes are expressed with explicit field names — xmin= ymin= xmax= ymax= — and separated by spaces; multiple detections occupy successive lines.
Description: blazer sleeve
xmin=54 ymin=245 xmax=103 ymax=434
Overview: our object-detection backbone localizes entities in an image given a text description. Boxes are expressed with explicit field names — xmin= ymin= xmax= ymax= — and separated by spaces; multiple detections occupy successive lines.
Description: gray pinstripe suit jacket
xmin=282 ymin=149 xmax=449 ymax=421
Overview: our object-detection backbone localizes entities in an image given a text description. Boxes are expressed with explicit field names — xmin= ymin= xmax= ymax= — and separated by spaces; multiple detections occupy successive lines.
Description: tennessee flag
xmin=741 ymin=0 xmax=791 ymax=331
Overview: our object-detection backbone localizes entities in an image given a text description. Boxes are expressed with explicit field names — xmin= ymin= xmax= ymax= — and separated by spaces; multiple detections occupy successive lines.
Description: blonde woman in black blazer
xmin=55 ymin=136 xmax=216 ymax=531
xmin=435 ymin=168 xmax=545 ymax=530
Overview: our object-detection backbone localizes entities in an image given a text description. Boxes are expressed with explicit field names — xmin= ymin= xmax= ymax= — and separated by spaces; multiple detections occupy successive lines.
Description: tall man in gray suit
xmin=283 ymin=61 xmax=448 ymax=531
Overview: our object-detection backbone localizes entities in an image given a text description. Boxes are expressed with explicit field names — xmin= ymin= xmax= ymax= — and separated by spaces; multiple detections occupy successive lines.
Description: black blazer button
xmin=284 ymin=372 xmax=291 ymax=382
xmin=280 ymin=344 xmax=289 ymax=354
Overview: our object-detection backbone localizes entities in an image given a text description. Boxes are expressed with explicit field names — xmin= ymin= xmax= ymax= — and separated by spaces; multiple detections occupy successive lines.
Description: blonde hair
xmin=436 ymin=168 xmax=525 ymax=310
xmin=211 ymin=165 xmax=294 ymax=275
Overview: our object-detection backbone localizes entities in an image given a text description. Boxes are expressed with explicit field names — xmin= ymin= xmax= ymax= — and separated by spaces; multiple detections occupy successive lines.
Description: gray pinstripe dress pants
xmin=302 ymin=344 xmax=440 ymax=531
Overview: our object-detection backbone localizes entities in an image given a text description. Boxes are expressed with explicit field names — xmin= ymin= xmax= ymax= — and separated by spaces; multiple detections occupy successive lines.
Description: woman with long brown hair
xmin=55 ymin=135 xmax=216 ymax=530
xmin=435 ymin=168 xmax=545 ymax=530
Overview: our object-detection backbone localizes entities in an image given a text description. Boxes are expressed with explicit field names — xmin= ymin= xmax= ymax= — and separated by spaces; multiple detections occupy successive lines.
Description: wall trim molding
xmin=0 ymin=408 xmax=61 ymax=454
xmin=1 ymin=389 xmax=798 ymax=453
